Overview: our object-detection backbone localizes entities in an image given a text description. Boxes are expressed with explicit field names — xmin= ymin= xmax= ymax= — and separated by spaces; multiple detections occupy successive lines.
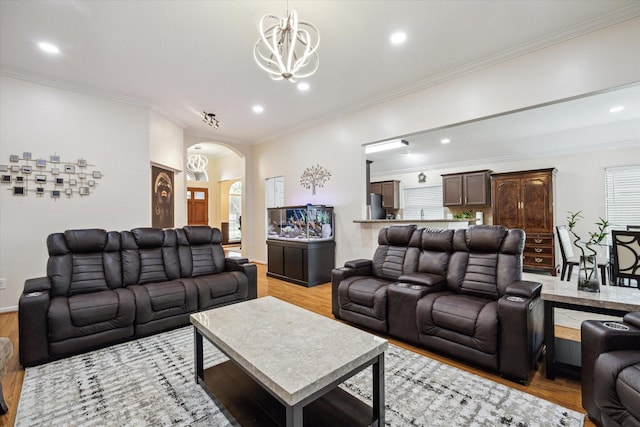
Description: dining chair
xmin=556 ymin=225 xmax=608 ymax=284
xmin=611 ymin=230 xmax=640 ymax=287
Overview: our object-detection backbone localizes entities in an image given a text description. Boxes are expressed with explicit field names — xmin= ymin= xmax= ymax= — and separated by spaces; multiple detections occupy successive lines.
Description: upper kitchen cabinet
xmin=370 ymin=180 xmax=400 ymax=209
xmin=441 ymin=170 xmax=491 ymax=207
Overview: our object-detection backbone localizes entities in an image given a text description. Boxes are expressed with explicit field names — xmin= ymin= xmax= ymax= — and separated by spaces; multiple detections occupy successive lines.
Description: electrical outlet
xmin=0 ymin=278 xmax=6 ymax=289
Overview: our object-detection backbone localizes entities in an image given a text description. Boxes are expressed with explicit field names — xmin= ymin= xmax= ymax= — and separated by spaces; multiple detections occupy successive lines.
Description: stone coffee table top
xmin=191 ymin=296 xmax=388 ymax=406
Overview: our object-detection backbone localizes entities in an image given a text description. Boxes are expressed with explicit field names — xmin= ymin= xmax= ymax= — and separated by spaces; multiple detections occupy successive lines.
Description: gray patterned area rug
xmin=16 ymin=326 xmax=584 ymax=427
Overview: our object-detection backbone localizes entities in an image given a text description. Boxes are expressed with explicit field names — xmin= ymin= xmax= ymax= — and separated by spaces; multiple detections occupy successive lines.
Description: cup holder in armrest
xmin=506 ymin=296 xmax=525 ymax=302
xmin=26 ymin=291 xmax=43 ymax=297
xmin=394 ymin=282 xmax=409 ymax=288
xmin=603 ymin=321 xmax=630 ymax=331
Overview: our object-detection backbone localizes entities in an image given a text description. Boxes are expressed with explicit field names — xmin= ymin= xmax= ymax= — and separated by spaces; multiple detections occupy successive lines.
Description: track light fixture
xmin=202 ymin=112 xmax=220 ymax=129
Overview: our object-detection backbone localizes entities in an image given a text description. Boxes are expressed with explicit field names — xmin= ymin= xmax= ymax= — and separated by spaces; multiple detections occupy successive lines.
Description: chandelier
xmin=187 ymin=153 xmax=209 ymax=182
xmin=253 ymin=8 xmax=320 ymax=82
xmin=187 ymin=154 xmax=208 ymax=173
xmin=202 ymin=112 xmax=219 ymax=129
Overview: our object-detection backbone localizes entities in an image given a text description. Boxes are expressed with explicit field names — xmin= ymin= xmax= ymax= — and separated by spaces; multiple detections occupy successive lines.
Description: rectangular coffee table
xmin=190 ymin=296 xmax=388 ymax=427
xmin=540 ymin=278 xmax=640 ymax=379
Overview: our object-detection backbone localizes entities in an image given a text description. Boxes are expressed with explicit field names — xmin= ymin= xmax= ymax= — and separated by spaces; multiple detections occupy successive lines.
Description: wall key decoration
xmin=2 ymin=152 xmax=102 ymax=199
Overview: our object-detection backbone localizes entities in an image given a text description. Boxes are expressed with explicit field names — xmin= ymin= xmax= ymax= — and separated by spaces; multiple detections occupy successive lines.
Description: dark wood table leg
xmin=194 ymin=327 xmax=203 ymax=383
xmin=544 ymin=301 xmax=556 ymax=379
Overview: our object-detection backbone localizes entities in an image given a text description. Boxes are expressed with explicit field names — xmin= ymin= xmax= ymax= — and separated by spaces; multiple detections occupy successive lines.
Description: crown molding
xmin=258 ymin=5 xmax=640 ymax=144
xmin=1 ymin=67 xmax=153 ymax=109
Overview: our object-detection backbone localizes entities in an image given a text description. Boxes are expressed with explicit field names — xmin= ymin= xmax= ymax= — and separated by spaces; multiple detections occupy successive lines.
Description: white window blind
xmin=605 ymin=165 xmax=640 ymax=229
xmin=402 ymin=186 xmax=444 ymax=220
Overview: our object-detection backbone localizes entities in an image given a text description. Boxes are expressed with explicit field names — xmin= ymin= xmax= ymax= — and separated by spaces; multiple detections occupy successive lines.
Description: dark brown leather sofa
xmin=581 ymin=312 xmax=640 ymax=427
xmin=332 ymin=224 xmax=544 ymax=383
xmin=19 ymin=226 xmax=256 ymax=367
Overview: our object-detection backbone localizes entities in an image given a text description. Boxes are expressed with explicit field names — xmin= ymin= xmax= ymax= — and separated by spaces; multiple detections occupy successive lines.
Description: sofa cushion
xmin=338 ymin=276 xmax=390 ymax=333
xmin=47 ymin=230 xmax=123 ymax=297
xmin=131 ymin=228 xmax=165 ymax=248
xmin=129 ymin=281 xmax=198 ymax=325
xmin=417 ymin=292 xmax=498 ymax=354
xmin=68 ymin=290 xmax=120 ymax=326
xmin=177 ymin=227 xmax=226 ymax=278
xmin=122 ymin=229 xmax=179 ymax=285
xmin=181 ymin=271 xmax=249 ymax=310
xmin=460 ymin=253 xmax=499 ymax=298
xmin=372 ymin=225 xmax=419 ymax=280
xmin=63 ymin=229 xmax=108 ymax=253
xmin=48 ymin=288 xmax=135 ymax=342
xmin=618 ymin=363 xmax=640 ymax=422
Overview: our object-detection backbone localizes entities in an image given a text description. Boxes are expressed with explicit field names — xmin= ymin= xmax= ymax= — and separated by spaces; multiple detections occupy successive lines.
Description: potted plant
xmin=566 ymin=211 xmax=609 ymax=292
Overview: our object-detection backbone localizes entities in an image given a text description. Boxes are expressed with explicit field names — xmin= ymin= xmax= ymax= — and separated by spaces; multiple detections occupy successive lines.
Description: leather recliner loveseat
xmin=19 ymin=226 xmax=256 ymax=367
xmin=332 ymin=224 xmax=544 ymax=383
xmin=581 ymin=312 xmax=640 ymax=427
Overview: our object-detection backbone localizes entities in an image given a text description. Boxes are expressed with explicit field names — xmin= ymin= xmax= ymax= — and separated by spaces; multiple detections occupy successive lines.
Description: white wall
xmin=247 ymin=17 xmax=640 ymax=266
xmin=0 ymin=76 xmax=183 ymax=310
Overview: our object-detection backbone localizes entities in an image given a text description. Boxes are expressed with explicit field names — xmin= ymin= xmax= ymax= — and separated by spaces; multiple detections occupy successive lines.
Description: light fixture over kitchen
xmin=253 ymin=4 xmax=320 ymax=82
xmin=365 ymin=139 xmax=409 ymax=154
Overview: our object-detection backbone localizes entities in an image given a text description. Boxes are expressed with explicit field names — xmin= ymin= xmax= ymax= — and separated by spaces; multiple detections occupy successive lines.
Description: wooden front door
xmin=187 ymin=187 xmax=209 ymax=225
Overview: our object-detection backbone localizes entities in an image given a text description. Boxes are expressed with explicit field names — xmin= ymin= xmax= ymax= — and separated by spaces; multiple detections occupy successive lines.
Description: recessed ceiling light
xmin=441 ymin=138 xmax=451 ymax=144
xmin=297 ymin=82 xmax=310 ymax=91
xmin=253 ymin=105 xmax=264 ymax=114
xmin=390 ymin=32 xmax=407 ymax=45
xmin=609 ymin=106 xmax=625 ymax=113
xmin=38 ymin=42 xmax=60 ymax=54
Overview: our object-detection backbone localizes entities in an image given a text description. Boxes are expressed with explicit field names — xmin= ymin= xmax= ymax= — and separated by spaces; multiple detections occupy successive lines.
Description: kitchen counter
xmin=354 ymin=218 xmax=477 ymax=250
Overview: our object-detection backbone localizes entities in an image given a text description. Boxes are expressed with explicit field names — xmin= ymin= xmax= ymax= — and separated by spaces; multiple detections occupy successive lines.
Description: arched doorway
xmin=185 ymin=142 xmax=245 ymax=246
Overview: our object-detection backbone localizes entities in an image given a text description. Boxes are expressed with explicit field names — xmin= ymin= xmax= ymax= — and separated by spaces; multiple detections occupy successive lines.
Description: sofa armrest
xmin=225 ymin=259 xmax=258 ymax=300
xmin=331 ymin=259 xmax=373 ymax=318
xmin=344 ymin=259 xmax=372 ymax=269
xmin=398 ymin=272 xmax=445 ymax=288
xmin=19 ymin=283 xmax=51 ymax=367
xmin=505 ymin=280 xmax=542 ymax=299
xmin=624 ymin=311 xmax=640 ymax=329
xmin=226 ymin=257 xmax=249 ymax=265
xmin=581 ymin=317 xmax=640 ymax=422
xmin=24 ymin=276 xmax=51 ymax=294
xmin=497 ymin=289 xmax=544 ymax=383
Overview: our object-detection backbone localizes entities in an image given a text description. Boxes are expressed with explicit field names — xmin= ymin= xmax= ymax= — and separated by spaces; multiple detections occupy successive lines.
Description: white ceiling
xmin=2 ymin=1 xmax=639 ymax=166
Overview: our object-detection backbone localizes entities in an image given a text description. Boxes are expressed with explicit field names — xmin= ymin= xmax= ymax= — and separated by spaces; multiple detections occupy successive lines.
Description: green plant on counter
xmin=453 ymin=211 xmax=473 ymax=219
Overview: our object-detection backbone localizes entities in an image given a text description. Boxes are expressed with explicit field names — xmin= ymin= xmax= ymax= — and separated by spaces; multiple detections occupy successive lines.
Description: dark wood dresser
xmin=491 ymin=168 xmax=557 ymax=275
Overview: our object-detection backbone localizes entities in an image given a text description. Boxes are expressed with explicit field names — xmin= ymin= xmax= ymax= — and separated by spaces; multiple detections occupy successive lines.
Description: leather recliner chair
xmin=581 ymin=312 xmax=640 ymax=427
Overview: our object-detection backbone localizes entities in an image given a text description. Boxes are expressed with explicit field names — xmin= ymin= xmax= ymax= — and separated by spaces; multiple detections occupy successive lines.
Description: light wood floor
xmin=0 ymin=263 xmax=594 ymax=427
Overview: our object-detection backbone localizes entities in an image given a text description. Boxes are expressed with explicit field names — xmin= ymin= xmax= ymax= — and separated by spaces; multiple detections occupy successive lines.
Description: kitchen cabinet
xmin=370 ymin=180 xmax=400 ymax=209
xmin=442 ymin=170 xmax=491 ymax=207
xmin=492 ymin=168 xmax=557 ymax=275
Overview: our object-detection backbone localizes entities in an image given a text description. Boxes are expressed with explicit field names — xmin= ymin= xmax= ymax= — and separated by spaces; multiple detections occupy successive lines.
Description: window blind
xmin=605 ymin=165 xmax=640 ymax=229
xmin=402 ymin=186 xmax=444 ymax=220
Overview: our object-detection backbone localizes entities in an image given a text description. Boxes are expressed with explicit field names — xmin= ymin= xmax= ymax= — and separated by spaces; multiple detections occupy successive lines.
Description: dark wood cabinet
xmin=266 ymin=239 xmax=335 ymax=287
xmin=492 ymin=168 xmax=557 ymax=275
xmin=442 ymin=170 xmax=491 ymax=207
xmin=370 ymin=180 xmax=400 ymax=209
